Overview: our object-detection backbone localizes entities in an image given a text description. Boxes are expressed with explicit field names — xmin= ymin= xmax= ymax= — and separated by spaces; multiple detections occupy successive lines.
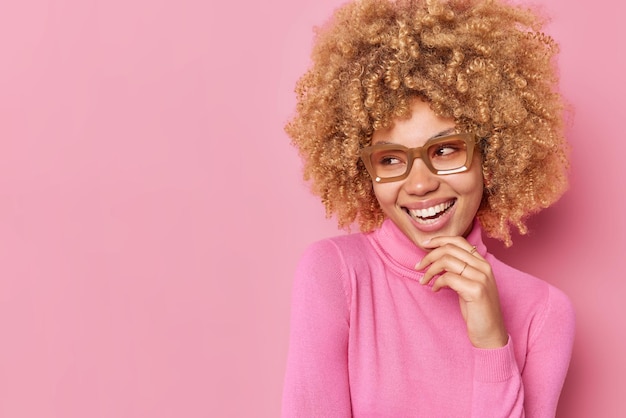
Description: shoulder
xmin=488 ymin=254 xmax=575 ymax=338
xmin=489 ymin=255 xmax=572 ymax=304
xmin=294 ymin=232 xmax=375 ymax=299
xmin=298 ymin=232 xmax=375 ymax=271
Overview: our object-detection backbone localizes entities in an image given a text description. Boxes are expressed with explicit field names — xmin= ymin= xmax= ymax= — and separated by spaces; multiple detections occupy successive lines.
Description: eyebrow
xmin=433 ymin=127 xmax=457 ymax=138
xmin=373 ymin=127 xmax=457 ymax=145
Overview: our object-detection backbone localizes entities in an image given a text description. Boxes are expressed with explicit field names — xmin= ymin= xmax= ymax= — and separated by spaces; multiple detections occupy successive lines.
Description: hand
xmin=414 ymin=236 xmax=508 ymax=349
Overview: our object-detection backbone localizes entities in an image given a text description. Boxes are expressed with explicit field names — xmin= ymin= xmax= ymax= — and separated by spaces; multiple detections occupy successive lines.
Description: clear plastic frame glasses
xmin=359 ymin=133 xmax=477 ymax=183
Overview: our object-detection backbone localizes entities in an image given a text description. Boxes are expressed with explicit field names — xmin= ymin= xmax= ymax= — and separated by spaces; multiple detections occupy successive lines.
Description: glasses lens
xmin=368 ymin=148 xmax=410 ymax=179
xmin=426 ymin=138 xmax=468 ymax=172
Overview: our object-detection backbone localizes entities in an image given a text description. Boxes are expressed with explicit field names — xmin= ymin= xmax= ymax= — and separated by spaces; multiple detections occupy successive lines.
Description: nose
xmin=403 ymin=158 xmax=440 ymax=196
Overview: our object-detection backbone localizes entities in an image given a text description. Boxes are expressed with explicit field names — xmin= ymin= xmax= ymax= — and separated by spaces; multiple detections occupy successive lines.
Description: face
xmin=370 ymin=98 xmax=484 ymax=250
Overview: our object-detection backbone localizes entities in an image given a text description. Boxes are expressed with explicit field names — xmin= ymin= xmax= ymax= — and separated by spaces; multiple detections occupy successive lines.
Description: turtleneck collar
xmin=368 ymin=218 xmax=488 ymax=275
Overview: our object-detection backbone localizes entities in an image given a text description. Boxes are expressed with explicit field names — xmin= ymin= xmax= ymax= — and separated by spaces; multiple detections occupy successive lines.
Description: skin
xmin=371 ymin=98 xmax=508 ymax=349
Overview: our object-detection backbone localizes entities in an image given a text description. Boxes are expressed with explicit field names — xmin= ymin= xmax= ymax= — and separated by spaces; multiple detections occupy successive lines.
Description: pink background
xmin=0 ymin=0 xmax=623 ymax=416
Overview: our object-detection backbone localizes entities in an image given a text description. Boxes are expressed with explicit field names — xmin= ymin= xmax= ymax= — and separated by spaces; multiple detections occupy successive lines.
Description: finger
xmin=430 ymin=263 xmax=496 ymax=299
xmin=425 ymin=236 xmax=481 ymax=259
xmin=431 ymin=265 xmax=478 ymax=292
xmin=430 ymin=256 xmax=496 ymax=298
xmin=416 ymin=241 xmax=480 ymax=274
xmin=419 ymin=252 xmax=470 ymax=285
xmin=430 ymin=269 xmax=508 ymax=348
xmin=421 ymin=246 xmax=494 ymax=286
xmin=416 ymin=242 xmax=462 ymax=271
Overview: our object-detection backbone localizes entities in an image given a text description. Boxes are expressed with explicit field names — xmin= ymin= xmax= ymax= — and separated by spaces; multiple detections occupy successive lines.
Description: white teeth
xmin=408 ymin=201 xmax=453 ymax=219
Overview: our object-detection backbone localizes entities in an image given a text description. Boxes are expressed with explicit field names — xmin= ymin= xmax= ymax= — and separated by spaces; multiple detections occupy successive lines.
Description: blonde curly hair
xmin=286 ymin=0 xmax=569 ymax=246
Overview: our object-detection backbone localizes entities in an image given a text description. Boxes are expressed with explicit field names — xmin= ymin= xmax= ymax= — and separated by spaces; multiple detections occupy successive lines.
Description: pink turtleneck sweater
xmin=282 ymin=219 xmax=574 ymax=417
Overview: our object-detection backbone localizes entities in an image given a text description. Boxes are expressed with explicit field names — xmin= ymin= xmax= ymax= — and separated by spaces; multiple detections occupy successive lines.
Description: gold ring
xmin=459 ymin=262 xmax=467 ymax=275
xmin=469 ymin=246 xmax=477 ymax=255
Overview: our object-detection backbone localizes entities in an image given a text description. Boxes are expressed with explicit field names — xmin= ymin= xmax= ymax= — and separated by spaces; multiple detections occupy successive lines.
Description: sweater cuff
xmin=473 ymin=336 xmax=518 ymax=383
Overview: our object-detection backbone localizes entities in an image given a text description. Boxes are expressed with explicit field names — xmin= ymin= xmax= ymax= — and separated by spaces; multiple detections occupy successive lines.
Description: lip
xmin=402 ymin=198 xmax=456 ymax=233
xmin=406 ymin=200 xmax=454 ymax=219
xmin=401 ymin=197 xmax=456 ymax=211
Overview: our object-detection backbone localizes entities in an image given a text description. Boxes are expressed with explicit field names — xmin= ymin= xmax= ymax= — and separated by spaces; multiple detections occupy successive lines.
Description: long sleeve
xmin=281 ymin=221 xmax=575 ymax=417
xmin=521 ymin=286 xmax=575 ymax=417
xmin=281 ymin=240 xmax=352 ymax=417
xmin=471 ymin=340 xmax=525 ymax=417
xmin=471 ymin=285 xmax=575 ymax=418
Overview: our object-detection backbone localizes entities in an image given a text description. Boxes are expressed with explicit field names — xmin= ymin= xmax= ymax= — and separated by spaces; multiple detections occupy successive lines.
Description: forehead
xmin=371 ymin=99 xmax=455 ymax=146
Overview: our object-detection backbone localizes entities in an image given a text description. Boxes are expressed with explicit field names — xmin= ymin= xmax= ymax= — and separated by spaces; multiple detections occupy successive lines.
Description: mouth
xmin=404 ymin=200 xmax=456 ymax=225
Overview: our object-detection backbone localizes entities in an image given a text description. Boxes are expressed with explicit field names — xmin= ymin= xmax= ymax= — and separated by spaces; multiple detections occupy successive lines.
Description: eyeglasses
xmin=359 ymin=133 xmax=477 ymax=183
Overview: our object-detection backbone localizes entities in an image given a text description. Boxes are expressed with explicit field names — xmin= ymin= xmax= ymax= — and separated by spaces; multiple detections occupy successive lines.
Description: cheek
xmin=372 ymin=185 xmax=387 ymax=206
xmin=458 ymin=157 xmax=484 ymax=196
xmin=461 ymin=174 xmax=484 ymax=195
xmin=458 ymin=172 xmax=484 ymax=208
xmin=372 ymin=184 xmax=398 ymax=209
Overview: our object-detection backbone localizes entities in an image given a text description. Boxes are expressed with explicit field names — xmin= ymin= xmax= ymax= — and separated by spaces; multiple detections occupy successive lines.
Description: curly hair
xmin=286 ymin=0 xmax=569 ymax=246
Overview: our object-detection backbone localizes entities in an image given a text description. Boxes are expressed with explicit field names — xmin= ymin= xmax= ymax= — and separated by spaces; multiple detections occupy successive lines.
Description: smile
xmin=405 ymin=200 xmax=455 ymax=224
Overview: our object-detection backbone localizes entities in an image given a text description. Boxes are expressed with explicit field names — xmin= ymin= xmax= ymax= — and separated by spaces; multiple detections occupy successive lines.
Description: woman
xmin=282 ymin=0 xmax=575 ymax=416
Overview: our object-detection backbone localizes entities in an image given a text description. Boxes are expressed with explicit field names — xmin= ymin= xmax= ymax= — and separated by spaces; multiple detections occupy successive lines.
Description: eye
xmin=378 ymin=155 xmax=404 ymax=165
xmin=434 ymin=144 xmax=458 ymax=156
xmin=430 ymin=141 xmax=464 ymax=159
